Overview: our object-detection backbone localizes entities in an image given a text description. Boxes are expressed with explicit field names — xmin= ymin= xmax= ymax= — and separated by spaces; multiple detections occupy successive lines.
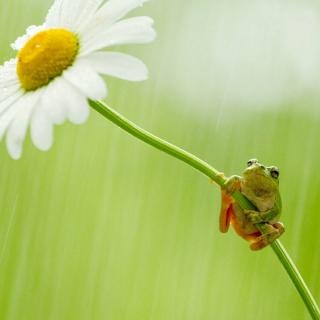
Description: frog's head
xmin=242 ymin=159 xmax=279 ymax=197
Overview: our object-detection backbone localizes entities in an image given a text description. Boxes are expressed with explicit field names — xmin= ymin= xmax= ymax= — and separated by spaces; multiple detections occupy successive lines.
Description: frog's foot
xmin=250 ymin=223 xmax=283 ymax=251
xmin=221 ymin=175 xmax=242 ymax=194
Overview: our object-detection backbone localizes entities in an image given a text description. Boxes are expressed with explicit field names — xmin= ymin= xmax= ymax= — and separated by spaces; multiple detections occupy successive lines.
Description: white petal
xmin=96 ymin=0 xmax=149 ymax=24
xmin=73 ymin=0 xmax=104 ymax=33
xmin=0 ymin=61 xmax=20 ymax=102
xmin=30 ymin=106 xmax=53 ymax=151
xmin=0 ymin=82 xmax=21 ymax=104
xmin=40 ymin=77 xmax=90 ymax=126
xmin=46 ymin=0 xmax=102 ymax=32
xmin=0 ymin=91 xmax=25 ymax=141
xmin=81 ymin=16 xmax=156 ymax=56
xmin=63 ymin=60 xmax=107 ymax=100
xmin=45 ymin=0 xmax=63 ymax=28
xmin=50 ymin=78 xmax=90 ymax=124
xmin=63 ymin=85 xmax=90 ymax=124
xmin=84 ymin=52 xmax=148 ymax=81
xmin=0 ymin=90 xmax=24 ymax=113
xmin=66 ymin=98 xmax=90 ymax=125
xmin=0 ymin=59 xmax=18 ymax=86
xmin=41 ymin=79 xmax=68 ymax=125
xmin=82 ymin=0 xmax=148 ymax=38
xmin=6 ymin=92 xmax=41 ymax=160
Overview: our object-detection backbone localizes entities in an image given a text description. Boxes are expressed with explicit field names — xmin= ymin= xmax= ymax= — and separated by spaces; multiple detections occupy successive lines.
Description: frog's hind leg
xmin=249 ymin=223 xmax=283 ymax=251
xmin=219 ymin=191 xmax=234 ymax=233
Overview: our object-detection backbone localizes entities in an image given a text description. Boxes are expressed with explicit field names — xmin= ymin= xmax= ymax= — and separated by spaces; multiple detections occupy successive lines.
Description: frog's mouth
xmin=245 ymin=173 xmax=270 ymax=184
xmin=244 ymin=167 xmax=268 ymax=178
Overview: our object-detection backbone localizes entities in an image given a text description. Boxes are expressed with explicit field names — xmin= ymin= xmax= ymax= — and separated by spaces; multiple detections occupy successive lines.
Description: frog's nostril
xmin=260 ymin=165 xmax=265 ymax=169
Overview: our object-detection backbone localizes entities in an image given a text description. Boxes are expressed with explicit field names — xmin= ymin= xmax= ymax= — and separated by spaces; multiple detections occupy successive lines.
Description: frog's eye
xmin=270 ymin=169 xmax=279 ymax=179
xmin=247 ymin=159 xmax=258 ymax=167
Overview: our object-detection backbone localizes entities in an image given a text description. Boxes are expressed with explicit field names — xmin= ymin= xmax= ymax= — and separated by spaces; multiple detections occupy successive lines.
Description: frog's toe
xmin=217 ymin=172 xmax=225 ymax=179
xmin=222 ymin=176 xmax=242 ymax=194
xmin=248 ymin=231 xmax=270 ymax=251
xmin=250 ymin=238 xmax=269 ymax=251
xmin=260 ymin=230 xmax=283 ymax=247
xmin=273 ymin=222 xmax=285 ymax=235
xmin=265 ymin=230 xmax=283 ymax=243
xmin=245 ymin=211 xmax=263 ymax=224
xmin=249 ymin=214 xmax=263 ymax=224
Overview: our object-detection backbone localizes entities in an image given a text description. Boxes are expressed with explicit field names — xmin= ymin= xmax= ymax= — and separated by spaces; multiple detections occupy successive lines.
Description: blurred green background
xmin=0 ymin=0 xmax=319 ymax=319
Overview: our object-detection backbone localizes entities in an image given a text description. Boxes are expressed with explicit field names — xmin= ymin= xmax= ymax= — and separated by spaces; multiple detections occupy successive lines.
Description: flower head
xmin=0 ymin=0 xmax=156 ymax=159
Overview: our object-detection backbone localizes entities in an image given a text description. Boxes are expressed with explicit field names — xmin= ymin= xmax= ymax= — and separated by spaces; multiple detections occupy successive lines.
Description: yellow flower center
xmin=17 ymin=29 xmax=79 ymax=91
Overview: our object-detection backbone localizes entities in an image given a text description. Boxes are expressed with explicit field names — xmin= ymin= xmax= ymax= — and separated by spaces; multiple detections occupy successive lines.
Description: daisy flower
xmin=0 ymin=0 xmax=156 ymax=159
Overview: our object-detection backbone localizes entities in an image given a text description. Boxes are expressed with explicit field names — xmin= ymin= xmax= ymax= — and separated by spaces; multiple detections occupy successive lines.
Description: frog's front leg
xmin=222 ymin=175 xmax=242 ymax=194
xmin=244 ymin=207 xmax=279 ymax=224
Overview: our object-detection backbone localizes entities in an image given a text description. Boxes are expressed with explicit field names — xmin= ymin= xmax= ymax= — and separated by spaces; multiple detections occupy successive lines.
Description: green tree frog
xmin=220 ymin=159 xmax=285 ymax=250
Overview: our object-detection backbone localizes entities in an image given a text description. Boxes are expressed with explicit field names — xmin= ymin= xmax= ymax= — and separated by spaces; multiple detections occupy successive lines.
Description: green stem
xmin=89 ymin=99 xmax=320 ymax=320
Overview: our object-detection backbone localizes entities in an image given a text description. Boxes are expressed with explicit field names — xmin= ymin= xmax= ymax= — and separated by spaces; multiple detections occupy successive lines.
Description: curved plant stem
xmin=89 ymin=99 xmax=320 ymax=320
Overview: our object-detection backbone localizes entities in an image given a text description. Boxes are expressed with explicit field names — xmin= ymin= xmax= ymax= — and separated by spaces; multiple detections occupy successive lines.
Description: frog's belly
xmin=230 ymin=203 xmax=259 ymax=237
